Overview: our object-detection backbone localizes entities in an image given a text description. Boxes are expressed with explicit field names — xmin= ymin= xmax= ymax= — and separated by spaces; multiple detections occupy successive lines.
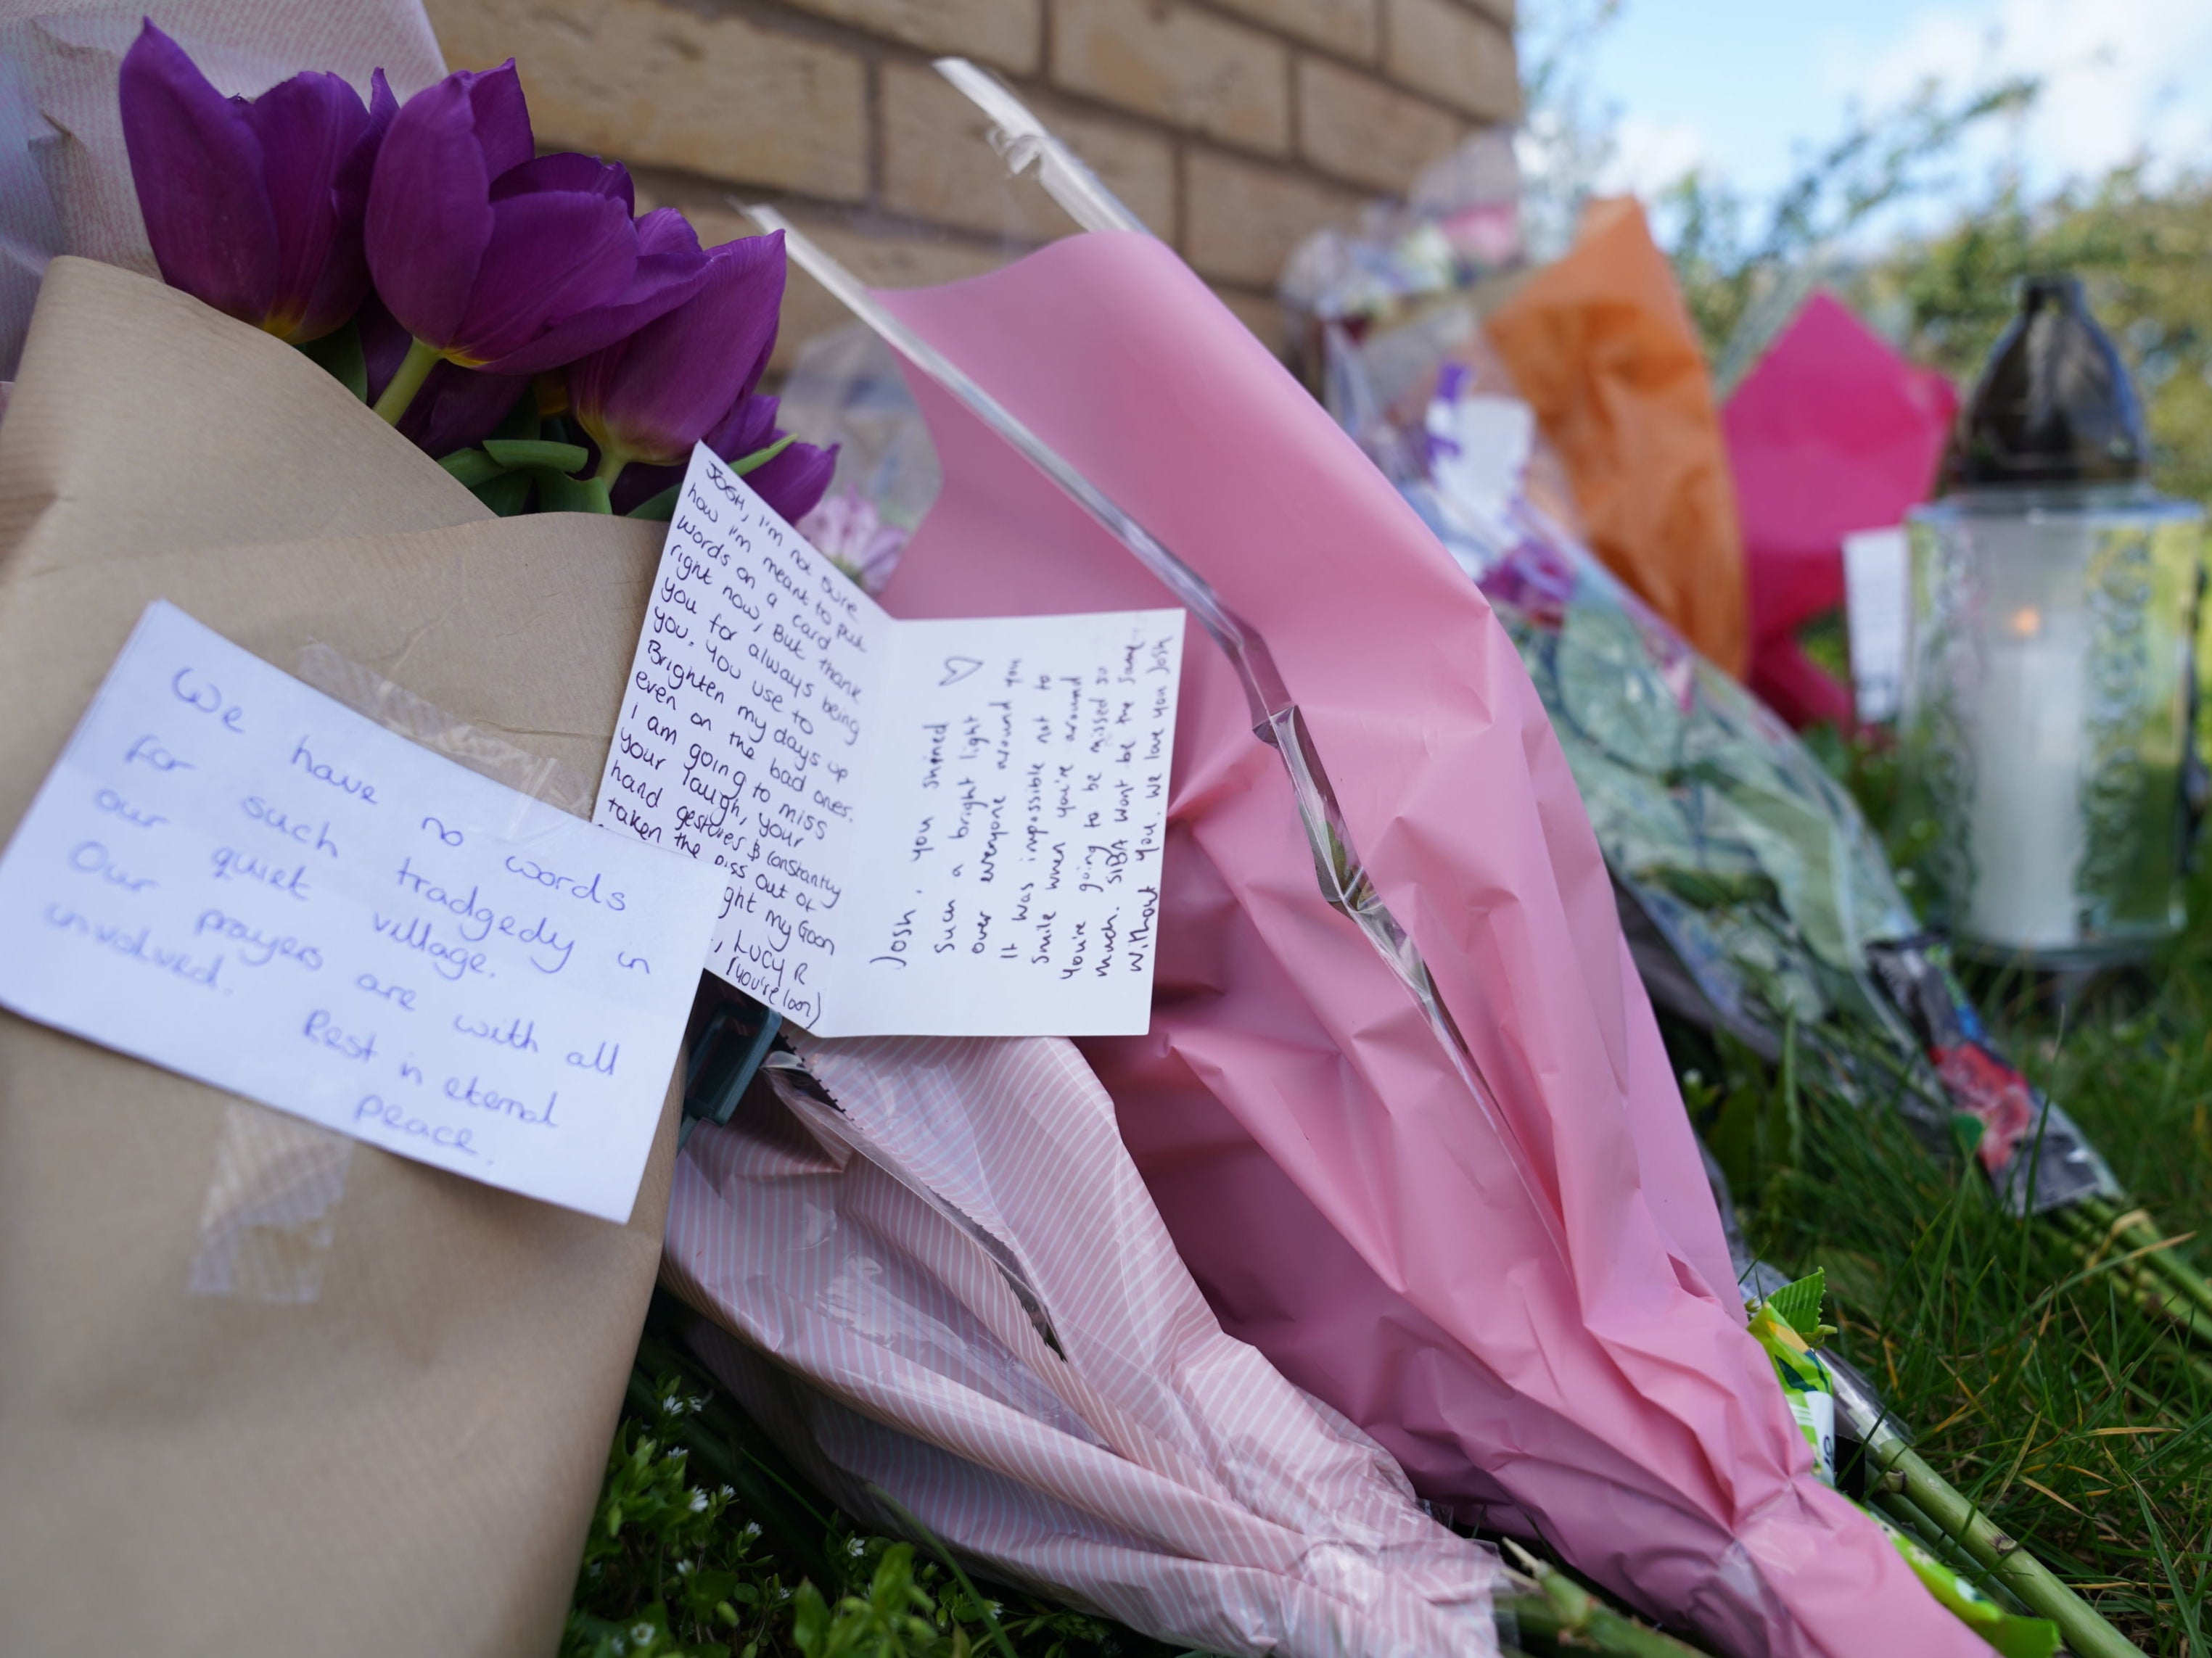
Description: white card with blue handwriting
xmin=0 ymin=601 xmax=720 ymax=1222
xmin=595 ymin=445 xmax=1184 ymax=1037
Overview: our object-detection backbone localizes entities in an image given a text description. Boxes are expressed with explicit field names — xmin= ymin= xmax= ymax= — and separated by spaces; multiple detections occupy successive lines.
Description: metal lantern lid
xmin=1942 ymin=274 xmax=2147 ymax=490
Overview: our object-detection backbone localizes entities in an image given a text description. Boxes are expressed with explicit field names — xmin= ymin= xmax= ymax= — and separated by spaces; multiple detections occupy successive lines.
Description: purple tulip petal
xmin=293 ymin=67 xmax=397 ymax=340
xmin=451 ymin=188 xmax=636 ymax=366
xmin=747 ymin=437 xmax=836 ymax=524
xmin=464 ymin=60 xmax=534 ymax=178
xmin=366 ymin=71 xmax=498 ymax=350
xmin=119 ymin=21 xmax=279 ymax=324
xmin=473 ymin=228 xmax=710 ymax=376
xmin=572 ymin=233 xmax=785 ymax=464
xmin=244 ymin=71 xmax=370 ymax=340
xmin=606 ymin=393 xmax=779 ymax=513
xmin=634 ymin=205 xmax=702 ymax=261
xmin=358 ymin=292 xmax=412 ymax=402
xmin=401 ymin=362 xmax=531 ymax=456
xmin=367 ymin=66 xmax=398 ymax=128
xmin=704 ymin=392 xmax=780 ymax=462
xmin=492 ymin=152 xmax=634 ymax=213
xmin=609 ymin=459 xmax=678 ymax=515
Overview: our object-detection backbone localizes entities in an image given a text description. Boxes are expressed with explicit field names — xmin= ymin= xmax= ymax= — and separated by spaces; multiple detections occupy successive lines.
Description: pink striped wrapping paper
xmin=662 ymin=1031 xmax=1501 ymax=1658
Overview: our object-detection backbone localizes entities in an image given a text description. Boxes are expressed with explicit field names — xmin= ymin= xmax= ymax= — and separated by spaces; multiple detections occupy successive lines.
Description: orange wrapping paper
xmin=1486 ymin=197 xmax=1750 ymax=675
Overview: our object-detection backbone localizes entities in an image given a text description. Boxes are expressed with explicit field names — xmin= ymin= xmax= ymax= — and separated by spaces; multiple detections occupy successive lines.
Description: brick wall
xmin=421 ymin=0 xmax=1518 ymax=366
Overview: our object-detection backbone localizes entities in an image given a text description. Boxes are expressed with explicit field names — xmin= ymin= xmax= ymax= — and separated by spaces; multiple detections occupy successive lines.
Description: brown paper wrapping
xmin=0 ymin=257 xmax=674 ymax=1655
xmin=1484 ymin=197 xmax=1750 ymax=676
xmin=0 ymin=0 xmax=447 ymax=276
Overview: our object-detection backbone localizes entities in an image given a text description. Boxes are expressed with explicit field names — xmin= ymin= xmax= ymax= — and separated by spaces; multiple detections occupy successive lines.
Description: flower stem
xmin=572 ymin=445 xmax=626 ymax=516
xmin=372 ymin=337 xmax=442 ymax=426
xmin=1867 ymin=1434 xmax=2144 ymax=1658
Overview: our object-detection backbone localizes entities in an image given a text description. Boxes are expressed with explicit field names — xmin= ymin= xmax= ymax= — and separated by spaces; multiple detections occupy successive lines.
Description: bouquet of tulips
xmin=118 ymin=22 xmax=834 ymax=524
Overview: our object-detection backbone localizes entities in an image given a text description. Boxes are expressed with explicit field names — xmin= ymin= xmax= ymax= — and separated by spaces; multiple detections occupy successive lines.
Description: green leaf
xmin=729 ymin=432 xmax=797 ymax=477
xmin=791 ymin=1582 xmax=831 ymax=1658
xmin=440 ymin=448 xmax=511 ymax=488
xmin=532 ymin=466 xmax=610 ymax=514
xmin=471 ymin=471 xmax=533 ymax=516
xmin=1762 ymin=1269 xmax=1830 ymax=1344
xmin=295 ymin=318 xmax=367 ymax=401
xmin=626 ymin=482 xmax=681 ymax=521
xmin=485 ymin=437 xmax=590 ymax=471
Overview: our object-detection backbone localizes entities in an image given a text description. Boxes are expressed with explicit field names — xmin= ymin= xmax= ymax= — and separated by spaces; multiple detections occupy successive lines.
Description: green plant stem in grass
xmin=1873 ymin=1488 xmax=2037 ymax=1615
xmin=2073 ymin=1195 xmax=2212 ymax=1328
xmin=1862 ymin=1429 xmax=2145 ymax=1658
xmin=2043 ymin=1205 xmax=2212 ymax=1387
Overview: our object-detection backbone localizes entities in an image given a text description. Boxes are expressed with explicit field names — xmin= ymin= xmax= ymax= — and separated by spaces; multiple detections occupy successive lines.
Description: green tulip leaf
xmin=484 ymin=438 xmax=589 ymax=471
xmin=626 ymin=483 xmax=681 ymax=521
xmin=439 ymin=448 xmax=511 ymax=488
xmin=295 ymin=319 xmax=367 ymax=402
xmin=470 ymin=471 xmax=533 ymax=517
xmin=729 ymin=432 xmax=797 ymax=476
xmin=531 ymin=466 xmax=611 ymax=515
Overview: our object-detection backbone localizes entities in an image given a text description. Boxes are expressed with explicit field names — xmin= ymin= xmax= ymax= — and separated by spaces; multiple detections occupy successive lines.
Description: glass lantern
xmin=1901 ymin=276 xmax=2206 ymax=968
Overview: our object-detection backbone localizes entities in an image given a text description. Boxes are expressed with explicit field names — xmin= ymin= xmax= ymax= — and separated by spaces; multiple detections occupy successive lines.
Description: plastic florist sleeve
xmin=1334 ymin=315 xmax=2118 ymax=1220
xmin=858 ymin=228 xmax=1988 ymax=1658
xmin=659 ymin=1032 xmax=1501 ymax=1658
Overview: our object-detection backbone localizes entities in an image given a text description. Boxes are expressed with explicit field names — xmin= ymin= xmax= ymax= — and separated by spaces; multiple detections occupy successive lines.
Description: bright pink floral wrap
xmin=873 ymin=231 xmax=1983 ymax=1658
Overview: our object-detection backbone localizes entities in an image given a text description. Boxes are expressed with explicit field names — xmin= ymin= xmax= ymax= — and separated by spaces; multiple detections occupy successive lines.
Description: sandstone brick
xmin=677 ymin=204 xmax=1010 ymax=373
xmin=1183 ymin=149 xmax=1360 ymax=286
xmin=1383 ymin=0 xmax=1519 ymax=120
xmin=1296 ymin=55 xmax=1462 ymax=192
xmin=774 ymin=0 xmax=1042 ymax=73
xmin=1206 ymin=0 xmax=1377 ymax=59
xmin=1050 ymin=0 xmax=1290 ymax=154
xmin=880 ymin=62 xmax=1175 ymax=241
xmin=424 ymin=0 xmax=868 ymax=201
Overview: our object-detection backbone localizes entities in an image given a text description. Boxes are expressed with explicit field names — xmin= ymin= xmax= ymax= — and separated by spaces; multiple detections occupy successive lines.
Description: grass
xmin=1708 ymin=750 xmax=2212 ymax=1655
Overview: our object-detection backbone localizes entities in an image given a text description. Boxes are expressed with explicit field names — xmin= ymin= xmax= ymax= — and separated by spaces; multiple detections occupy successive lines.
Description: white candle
xmin=1966 ymin=595 xmax=2087 ymax=950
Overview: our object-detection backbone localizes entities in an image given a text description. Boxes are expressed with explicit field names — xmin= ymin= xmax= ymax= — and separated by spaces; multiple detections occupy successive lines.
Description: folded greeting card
xmin=596 ymin=447 xmax=1183 ymax=1038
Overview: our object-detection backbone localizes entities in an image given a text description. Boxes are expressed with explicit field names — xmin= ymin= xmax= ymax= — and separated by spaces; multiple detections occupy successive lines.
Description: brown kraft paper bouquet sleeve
xmin=0 ymin=257 xmax=676 ymax=1656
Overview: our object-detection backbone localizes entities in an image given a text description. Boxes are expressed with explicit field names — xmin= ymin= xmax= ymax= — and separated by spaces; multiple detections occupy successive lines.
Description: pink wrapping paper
xmin=1723 ymin=292 xmax=1957 ymax=727
xmin=871 ymin=231 xmax=1983 ymax=1658
xmin=662 ymin=1034 xmax=1499 ymax=1658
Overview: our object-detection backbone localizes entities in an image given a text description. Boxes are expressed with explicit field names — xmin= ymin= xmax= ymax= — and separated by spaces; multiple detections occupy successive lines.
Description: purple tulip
xmin=361 ymin=297 xmax=528 ymax=457
xmin=363 ymin=62 xmax=710 ymax=421
xmin=744 ymin=434 xmax=837 ymax=524
xmin=119 ymin=22 xmax=394 ymax=343
xmin=571 ymin=231 xmax=785 ymax=477
xmin=609 ymin=390 xmax=837 ymax=524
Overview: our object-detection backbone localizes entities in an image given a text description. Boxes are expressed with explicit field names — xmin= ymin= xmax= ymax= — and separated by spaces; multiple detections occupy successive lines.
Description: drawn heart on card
xmin=938 ymin=656 xmax=984 ymax=686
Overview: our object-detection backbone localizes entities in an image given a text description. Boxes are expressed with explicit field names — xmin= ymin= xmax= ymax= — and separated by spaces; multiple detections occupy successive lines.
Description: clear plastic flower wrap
xmin=1325 ymin=316 xmax=2119 ymax=1216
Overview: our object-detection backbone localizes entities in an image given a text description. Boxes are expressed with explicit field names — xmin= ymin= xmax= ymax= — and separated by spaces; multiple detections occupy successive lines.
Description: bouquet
xmin=1314 ymin=293 xmax=2160 ymax=1658
xmin=117 ymin=22 xmax=835 ymax=524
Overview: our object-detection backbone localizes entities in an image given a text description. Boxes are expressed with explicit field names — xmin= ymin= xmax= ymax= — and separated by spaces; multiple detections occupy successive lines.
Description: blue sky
xmin=1576 ymin=0 xmax=2212 ymax=223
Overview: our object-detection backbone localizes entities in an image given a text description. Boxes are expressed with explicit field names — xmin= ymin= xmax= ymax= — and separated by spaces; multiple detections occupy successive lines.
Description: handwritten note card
xmin=596 ymin=446 xmax=1185 ymax=1037
xmin=0 ymin=602 xmax=720 ymax=1221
